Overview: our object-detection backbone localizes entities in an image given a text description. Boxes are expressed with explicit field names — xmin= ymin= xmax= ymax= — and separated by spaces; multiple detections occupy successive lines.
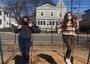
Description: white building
xmin=36 ymin=0 xmax=67 ymax=32
xmin=0 ymin=4 xmax=16 ymax=29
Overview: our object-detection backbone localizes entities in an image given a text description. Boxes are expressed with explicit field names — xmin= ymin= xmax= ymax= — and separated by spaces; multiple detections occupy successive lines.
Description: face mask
xmin=67 ymin=16 xmax=72 ymax=20
xmin=23 ymin=22 xmax=28 ymax=25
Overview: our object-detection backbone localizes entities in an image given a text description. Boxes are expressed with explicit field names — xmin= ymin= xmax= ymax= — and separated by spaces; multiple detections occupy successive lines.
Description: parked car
xmin=32 ymin=25 xmax=41 ymax=33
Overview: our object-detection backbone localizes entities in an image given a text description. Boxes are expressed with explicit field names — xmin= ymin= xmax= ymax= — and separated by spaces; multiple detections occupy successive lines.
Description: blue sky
xmin=0 ymin=0 xmax=90 ymax=13
xmin=52 ymin=0 xmax=90 ymax=13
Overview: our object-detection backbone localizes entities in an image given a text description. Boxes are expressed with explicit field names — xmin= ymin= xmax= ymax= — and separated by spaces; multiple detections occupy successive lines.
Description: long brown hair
xmin=62 ymin=12 xmax=77 ymax=29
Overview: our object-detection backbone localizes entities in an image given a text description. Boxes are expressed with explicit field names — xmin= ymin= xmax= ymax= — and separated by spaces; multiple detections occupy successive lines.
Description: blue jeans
xmin=19 ymin=37 xmax=31 ymax=64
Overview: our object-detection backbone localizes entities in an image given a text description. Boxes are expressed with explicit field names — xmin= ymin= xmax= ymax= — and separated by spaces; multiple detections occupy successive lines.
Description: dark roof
xmin=84 ymin=9 xmax=90 ymax=13
xmin=39 ymin=0 xmax=56 ymax=6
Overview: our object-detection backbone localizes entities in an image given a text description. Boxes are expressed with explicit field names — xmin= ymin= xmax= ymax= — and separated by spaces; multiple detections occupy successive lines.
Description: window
xmin=0 ymin=19 xmax=2 ymax=24
xmin=51 ymin=12 xmax=53 ymax=16
xmin=4 ymin=12 xmax=8 ymax=17
xmin=6 ymin=14 xmax=9 ymax=17
xmin=52 ymin=21 xmax=54 ymax=25
xmin=7 ymin=22 xmax=9 ymax=25
xmin=38 ymin=21 xmax=40 ymax=25
xmin=60 ymin=13 xmax=62 ymax=17
xmin=44 ymin=21 xmax=45 ymax=25
xmin=50 ymin=21 xmax=52 ymax=25
xmin=41 ymin=11 xmax=43 ymax=16
xmin=0 ymin=11 xmax=2 ymax=15
xmin=41 ymin=21 xmax=43 ymax=25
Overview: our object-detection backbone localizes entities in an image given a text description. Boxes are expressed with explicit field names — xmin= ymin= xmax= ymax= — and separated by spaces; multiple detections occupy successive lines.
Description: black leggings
xmin=62 ymin=35 xmax=75 ymax=59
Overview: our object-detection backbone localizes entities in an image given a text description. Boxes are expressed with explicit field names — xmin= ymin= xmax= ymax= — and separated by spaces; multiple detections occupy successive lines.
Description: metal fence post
xmin=0 ymin=36 xmax=4 ymax=64
xmin=87 ymin=50 xmax=90 ymax=64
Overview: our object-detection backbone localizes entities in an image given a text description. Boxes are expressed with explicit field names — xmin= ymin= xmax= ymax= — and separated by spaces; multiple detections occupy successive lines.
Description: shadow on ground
xmin=13 ymin=55 xmax=22 ymax=64
xmin=38 ymin=54 xmax=57 ymax=64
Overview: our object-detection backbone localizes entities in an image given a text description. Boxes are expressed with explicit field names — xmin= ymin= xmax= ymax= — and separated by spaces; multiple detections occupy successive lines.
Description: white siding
xmin=36 ymin=3 xmax=67 ymax=31
xmin=0 ymin=8 xmax=16 ymax=28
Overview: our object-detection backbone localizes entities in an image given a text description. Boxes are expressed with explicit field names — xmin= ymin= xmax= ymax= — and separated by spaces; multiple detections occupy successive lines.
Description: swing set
xmin=0 ymin=0 xmax=90 ymax=64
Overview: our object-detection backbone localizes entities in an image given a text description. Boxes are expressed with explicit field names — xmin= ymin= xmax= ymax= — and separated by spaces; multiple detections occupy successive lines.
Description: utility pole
xmin=87 ymin=50 xmax=90 ymax=64
xmin=71 ymin=0 xmax=73 ymax=12
xmin=71 ymin=0 xmax=74 ymax=64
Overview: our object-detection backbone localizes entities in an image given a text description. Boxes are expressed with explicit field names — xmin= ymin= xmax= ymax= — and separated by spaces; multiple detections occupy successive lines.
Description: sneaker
xmin=65 ymin=58 xmax=72 ymax=64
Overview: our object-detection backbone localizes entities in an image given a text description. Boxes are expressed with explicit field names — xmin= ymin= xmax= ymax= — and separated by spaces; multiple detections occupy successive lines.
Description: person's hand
xmin=18 ymin=25 xmax=22 ymax=29
xmin=29 ymin=23 xmax=32 ymax=27
xmin=14 ymin=23 xmax=18 ymax=27
xmin=57 ymin=29 xmax=62 ymax=34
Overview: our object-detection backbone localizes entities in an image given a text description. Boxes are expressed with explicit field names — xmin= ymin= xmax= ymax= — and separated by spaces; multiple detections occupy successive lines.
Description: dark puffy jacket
xmin=15 ymin=26 xmax=32 ymax=38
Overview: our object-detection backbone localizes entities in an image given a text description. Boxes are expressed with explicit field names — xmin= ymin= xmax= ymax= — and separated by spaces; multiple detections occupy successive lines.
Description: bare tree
xmin=4 ymin=0 xmax=35 ymax=24
xmin=3 ymin=0 xmax=55 ymax=24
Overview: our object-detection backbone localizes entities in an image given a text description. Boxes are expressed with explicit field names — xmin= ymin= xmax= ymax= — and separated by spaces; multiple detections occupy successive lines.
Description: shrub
xmin=79 ymin=21 xmax=90 ymax=33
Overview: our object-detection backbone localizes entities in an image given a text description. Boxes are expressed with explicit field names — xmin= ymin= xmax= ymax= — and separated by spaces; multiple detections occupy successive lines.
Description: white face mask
xmin=67 ymin=16 xmax=72 ymax=20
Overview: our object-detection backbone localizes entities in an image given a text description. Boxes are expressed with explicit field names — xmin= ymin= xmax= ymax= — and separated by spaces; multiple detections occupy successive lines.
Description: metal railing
xmin=0 ymin=32 xmax=90 ymax=64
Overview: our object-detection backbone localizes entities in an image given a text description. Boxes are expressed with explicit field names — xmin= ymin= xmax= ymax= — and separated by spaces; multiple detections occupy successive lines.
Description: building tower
xmin=56 ymin=0 xmax=67 ymax=18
